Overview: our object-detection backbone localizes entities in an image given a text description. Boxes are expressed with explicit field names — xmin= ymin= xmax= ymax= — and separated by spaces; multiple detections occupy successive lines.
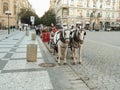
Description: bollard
xmin=31 ymin=33 xmax=36 ymax=40
xmin=26 ymin=30 xmax=29 ymax=36
xmin=27 ymin=44 xmax=37 ymax=62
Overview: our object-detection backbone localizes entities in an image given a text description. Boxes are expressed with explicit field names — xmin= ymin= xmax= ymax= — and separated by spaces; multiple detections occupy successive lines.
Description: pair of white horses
xmin=53 ymin=26 xmax=86 ymax=65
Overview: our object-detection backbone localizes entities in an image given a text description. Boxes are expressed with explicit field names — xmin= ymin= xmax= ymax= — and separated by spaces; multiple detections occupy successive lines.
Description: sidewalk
xmin=0 ymin=30 xmax=72 ymax=90
xmin=0 ymin=30 xmax=90 ymax=90
xmin=0 ymin=29 xmax=18 ymax=40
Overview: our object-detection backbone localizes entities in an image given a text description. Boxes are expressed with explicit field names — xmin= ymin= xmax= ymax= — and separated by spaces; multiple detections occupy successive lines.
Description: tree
xmin=40 ymin=10 xmax=56 ymax=26
xmin=18 ymin=8 xmax=40 ymax=25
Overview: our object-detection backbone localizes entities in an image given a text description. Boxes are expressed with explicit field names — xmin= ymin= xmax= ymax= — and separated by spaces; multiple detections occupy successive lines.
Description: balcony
xmin=61 ymin=4 xmax=69 ymax=8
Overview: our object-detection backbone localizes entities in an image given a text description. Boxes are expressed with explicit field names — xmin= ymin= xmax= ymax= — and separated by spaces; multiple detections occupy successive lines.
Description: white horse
xmin=70 ymin=27 xmax=86 ymax=64
xmin=53 ymin=29 xmax=71 ymax=64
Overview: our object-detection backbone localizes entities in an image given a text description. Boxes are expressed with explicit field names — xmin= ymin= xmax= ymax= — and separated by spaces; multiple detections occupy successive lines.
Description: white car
xmin=106 ymin=28 xmax=111 ymax=31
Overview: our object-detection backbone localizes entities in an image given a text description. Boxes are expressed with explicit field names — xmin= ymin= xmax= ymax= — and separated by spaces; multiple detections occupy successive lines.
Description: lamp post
xmin=5 ymin=11 xmax=11 ymax=34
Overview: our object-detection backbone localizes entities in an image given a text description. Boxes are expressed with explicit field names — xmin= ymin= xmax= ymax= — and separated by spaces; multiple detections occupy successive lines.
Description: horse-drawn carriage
xmin=42 ymin=25 xmax=86 ymax=65
xmin=42 ymin=31 xmax=50 ymax=42
xmin=41 ymin=27 xmax=50 ymax=42
xmin=41 ymin=26 xmax=58 ymax=50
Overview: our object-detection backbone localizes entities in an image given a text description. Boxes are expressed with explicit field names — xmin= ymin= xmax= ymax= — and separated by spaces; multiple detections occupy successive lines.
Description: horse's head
xmin=76 ymin=27 xmax=86 ymax=44
xmin=63 ymin=29 xmax=71 ymax=43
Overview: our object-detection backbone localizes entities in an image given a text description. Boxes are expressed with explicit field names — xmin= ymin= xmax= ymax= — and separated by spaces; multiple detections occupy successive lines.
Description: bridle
xmin=55 ymin=30 xmax=70 ymax=44
xmin=70 ymin=28 xmax=86 ymax=47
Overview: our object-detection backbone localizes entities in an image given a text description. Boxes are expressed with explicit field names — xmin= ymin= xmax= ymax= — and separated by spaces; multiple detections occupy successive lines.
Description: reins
xmin=69 ymin=29 xmax=84 ymax=48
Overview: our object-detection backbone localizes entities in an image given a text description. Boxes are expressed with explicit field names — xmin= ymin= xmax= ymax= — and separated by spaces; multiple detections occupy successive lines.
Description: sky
xmin=28 ymin=0 xmax=50 ymax=17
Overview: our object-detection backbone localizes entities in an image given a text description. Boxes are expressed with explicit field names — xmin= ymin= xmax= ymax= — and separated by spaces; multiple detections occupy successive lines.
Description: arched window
xmin=3 ymin=2 xmax=8 ymax=14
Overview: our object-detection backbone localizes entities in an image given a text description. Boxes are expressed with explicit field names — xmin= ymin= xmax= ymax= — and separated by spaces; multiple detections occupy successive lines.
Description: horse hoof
xmin=78 ymin=62 xmax=82 ymax=64
xmin=55 ymin=60 xmax=58 ymax=62
xmin=73 ymin=62 xmax=76 ymax=65
xmin=58 ymin=63 xmax=61 ymax=65
xmin=64 ymin=63 xmax=67 ymax=65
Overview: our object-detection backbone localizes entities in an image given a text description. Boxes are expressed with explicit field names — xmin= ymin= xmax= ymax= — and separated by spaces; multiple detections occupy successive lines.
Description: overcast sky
xmin=28 ymin=0 xmax=50 ymax=17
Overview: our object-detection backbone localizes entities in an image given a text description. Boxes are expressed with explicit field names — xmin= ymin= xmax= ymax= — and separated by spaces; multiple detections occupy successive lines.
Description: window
xmin=77 ymin=0 xmax=82 ymax=7
xmin=112 ymin=3 xmax=115 ymax=9
xmin=87 ymin=1 xmax=89 ymax=7
xmin=87 ymin=11 xmax=89 ymax=17
xmin=63 ymin=0 xmax=68 ymax=4
xmin=14 ymin=5 xmax=16 ymax=15
xmin=3 ymin=2 xmax=8 ymax=14
xmin=70 ymin=0 xmax=74 ymax=5
xmin=70 ymin=9 xmax=74 ymax=16
xmin=119 ymin=1 xmax=120 ymax=9
xmin=97 ymin=13 xmax=101 ymax=17
xmin=112 ymin=13 xmax=114 ymax=18
xmin=100 ymin=4 xmax=102 ymax=8
xmin=63 ymin=8 xmax=68 ymax=18
xmin=106 ymin=0 xmax=110 ymax=5
xmin=77 ymin=9 xmax=82 ymax=17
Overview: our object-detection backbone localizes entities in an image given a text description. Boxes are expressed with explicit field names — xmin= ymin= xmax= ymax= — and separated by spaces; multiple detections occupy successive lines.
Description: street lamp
xmin=5 ymin=11 xmax=11 ymax=34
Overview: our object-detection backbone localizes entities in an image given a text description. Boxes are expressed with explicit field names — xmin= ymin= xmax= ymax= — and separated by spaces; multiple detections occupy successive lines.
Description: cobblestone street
xmin=1 ymin=0 xmax=120 ymax=89
xmin=1 ymin=30 xmax=120 ymax=90
xmin=66 ymin=31 xmax=120 ymax=90
xmin=46 ymin=31 xmax=120 ymax=90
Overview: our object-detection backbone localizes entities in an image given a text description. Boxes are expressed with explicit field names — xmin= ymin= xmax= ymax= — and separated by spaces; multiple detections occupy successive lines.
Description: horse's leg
xmin=72 ymin=48 xmax=76 ymax=65
xmin=70 ymin=46 xmax=73 ymax=59
xmin=78 ymin=45 xmax=82 ymax=64
xmin=58 ymin=45 xmax=61 ymax=64
xmin=53 ymin=46 xmax=57 ymax=55
xmin=64 ymin=46 xmax=68 ymax=65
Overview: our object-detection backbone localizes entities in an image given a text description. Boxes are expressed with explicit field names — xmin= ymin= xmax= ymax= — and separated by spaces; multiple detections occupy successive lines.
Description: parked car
xmin=106 ymin=28 xmax=111 ymax=31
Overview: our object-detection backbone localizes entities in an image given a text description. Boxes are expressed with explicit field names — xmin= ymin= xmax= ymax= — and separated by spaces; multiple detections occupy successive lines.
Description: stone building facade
xmin=0 ymin=0 xmax=32 ymax=29
xmin=54 ymin=0 xmax=120 ymax=30
xmin=50 ymin=0 xmax=55 ymax=10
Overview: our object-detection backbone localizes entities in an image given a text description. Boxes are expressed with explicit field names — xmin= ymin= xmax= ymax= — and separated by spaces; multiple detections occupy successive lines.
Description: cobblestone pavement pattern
xmin=65 ymin=31 xmax=120 ymax=90
xmin=0 ymin=30 xmax=52 ymax=90
xmin=0 ymin=30 xmax=90 ymax=90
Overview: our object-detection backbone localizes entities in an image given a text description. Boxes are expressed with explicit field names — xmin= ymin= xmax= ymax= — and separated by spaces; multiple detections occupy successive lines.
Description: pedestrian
xmin=19 ymin=25 xmax=22 ymax=31
xmin=49 ymin=23 xmax=55 ymax=32
xmin=35 ymin=26 xmax=39 ymax=35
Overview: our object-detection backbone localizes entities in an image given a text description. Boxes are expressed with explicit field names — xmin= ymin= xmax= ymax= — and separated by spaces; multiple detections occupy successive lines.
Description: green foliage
xmin=18 ymin=8 xmax=40 ymax=25
xmin=40 ymin=10 xmax=56 ymax=26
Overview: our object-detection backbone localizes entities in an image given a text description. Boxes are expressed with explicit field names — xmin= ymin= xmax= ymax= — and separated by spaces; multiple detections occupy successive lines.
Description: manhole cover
xmin=39 ymin=63 xmax=56 ymax=67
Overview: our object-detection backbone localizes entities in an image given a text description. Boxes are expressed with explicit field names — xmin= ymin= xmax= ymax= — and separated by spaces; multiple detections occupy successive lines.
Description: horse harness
xmin=69 ymin=29 xmax=86 ymax=48
xmin=55 ymin=30 xmax=70 ymax=45
xmin=54 ymin=29 xmax=86 ymax=48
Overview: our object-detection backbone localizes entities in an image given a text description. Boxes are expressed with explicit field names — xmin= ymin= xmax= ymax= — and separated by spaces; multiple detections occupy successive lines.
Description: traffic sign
xmin=30 ymin=16 xmax=35 ymax=22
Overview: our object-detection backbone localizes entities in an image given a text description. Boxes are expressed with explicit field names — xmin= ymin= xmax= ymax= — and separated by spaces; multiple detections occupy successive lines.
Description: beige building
xmin=0 ymin=0 xmax=32 ymax=29
xmin=54 ymin=0 xmax=120 ymax=30
xmin=50 ymin=0 xmax=55 ymax=10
